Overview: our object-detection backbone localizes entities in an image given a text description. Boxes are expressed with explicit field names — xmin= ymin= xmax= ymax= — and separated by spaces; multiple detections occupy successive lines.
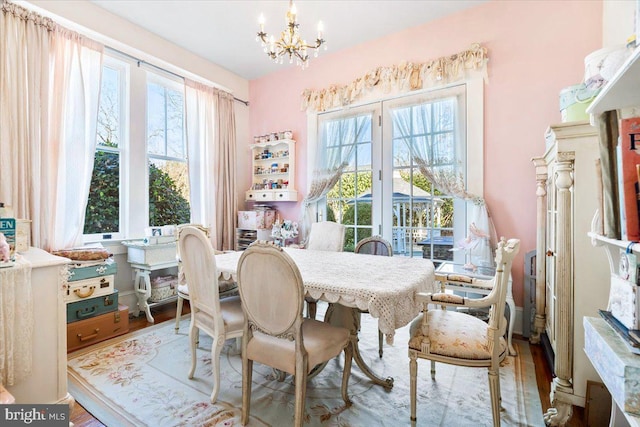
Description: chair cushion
xmin=246 ymin=319 xmax=350 ymax=375
xmin=193 ymin=296 xmax=244 ymax=333
xmin=408 ymin=310 xmax=506 ymax=360
xmin=178 ymin=280 xmax=237 ymax=298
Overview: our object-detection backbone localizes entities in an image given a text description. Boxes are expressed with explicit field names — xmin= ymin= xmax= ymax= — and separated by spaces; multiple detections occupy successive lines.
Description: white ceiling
xmin=89 ymin=0 xmax=484 ymax=80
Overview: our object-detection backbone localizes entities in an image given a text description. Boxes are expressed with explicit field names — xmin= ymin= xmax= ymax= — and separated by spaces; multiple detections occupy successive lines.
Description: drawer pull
xmin=546 ymin=249 xmax=554 ymax=257
xmin=74 ymin=286 xmax=96 ymax=298
xmin=78 ymin=328 xmax=100 ymax=341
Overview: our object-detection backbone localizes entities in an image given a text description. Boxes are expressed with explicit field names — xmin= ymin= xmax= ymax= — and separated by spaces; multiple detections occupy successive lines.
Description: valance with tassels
xmin=301 ymin=43 xmax=488 ymax=112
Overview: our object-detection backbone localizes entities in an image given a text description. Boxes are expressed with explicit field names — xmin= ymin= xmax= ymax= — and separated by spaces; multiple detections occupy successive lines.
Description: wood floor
xmin=70 ymin=303 xmax=587 ymax=427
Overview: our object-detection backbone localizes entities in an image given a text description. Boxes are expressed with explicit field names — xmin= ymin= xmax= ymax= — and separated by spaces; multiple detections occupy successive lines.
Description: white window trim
xmin=83 ymin=55 xmax=129 ymax=243
xmin=84 ymin=54 xmax=189 ymax=243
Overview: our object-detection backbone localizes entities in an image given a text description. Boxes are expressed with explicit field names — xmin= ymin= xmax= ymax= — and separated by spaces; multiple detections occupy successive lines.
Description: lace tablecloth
xmin=0 ymin=256 xmax=33 ymax=386
xmin=216 ymin=248 xmax=436 ymax=344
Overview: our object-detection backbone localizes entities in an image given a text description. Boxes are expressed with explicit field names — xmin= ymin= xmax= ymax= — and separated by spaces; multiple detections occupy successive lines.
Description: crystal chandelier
xmin=256 ymin=1 xmax=326 ymax=69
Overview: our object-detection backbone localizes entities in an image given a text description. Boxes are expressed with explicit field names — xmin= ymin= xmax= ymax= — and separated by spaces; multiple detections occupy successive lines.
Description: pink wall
xmin=248 ymin=0 xmax=603 ymax=306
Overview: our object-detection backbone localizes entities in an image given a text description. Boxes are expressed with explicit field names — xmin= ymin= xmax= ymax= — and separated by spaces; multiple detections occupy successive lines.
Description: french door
xmin=317 ymin=85 xmax=470 ymax=263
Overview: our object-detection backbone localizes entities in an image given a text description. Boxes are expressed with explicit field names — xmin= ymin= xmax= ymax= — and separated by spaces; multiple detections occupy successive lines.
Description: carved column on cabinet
xmin=545 ymin=154 xmax=575 ymax=427
xmin=531 ymin=158 xmax=547 ymax=344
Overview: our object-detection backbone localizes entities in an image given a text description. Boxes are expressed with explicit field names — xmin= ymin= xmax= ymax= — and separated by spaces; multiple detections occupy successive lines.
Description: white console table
xmin=584 ymin=317 xmax=640 ymax=427
xmin=122 ymin=241 xmax=178 ymax=324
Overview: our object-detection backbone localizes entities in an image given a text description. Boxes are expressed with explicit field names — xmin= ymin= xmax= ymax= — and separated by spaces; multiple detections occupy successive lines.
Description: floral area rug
xmin=68 ymin=307 xmax=544 ymax=426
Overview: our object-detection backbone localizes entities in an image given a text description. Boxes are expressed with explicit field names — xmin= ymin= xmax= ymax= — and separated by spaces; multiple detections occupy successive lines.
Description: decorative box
xmin=149 ymin=275 xmax=178 ymax=303
xmin=609 ymin=274 xmax=640 ymax=329
xmin=68 ymin=259 xmax=117 ymax=282
xmin=67 ymin=290 xmax=119 ymax=323
xmin=64 ymin=274 xmax=115 ymax=303
xmin=238 ymin=209 xmax=276 ymax=230
xmin=123 ymin=240 xmax=177 ymax=267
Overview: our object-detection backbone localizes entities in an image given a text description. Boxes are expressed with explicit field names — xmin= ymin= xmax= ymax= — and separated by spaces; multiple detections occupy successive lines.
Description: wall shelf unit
xmin=246 ymin=139 xmax=297 ymax=202
xmin=587 ymin=46 xmax=640 ymax=115
xmin=584 ymin=43 xmax=640 ymax=427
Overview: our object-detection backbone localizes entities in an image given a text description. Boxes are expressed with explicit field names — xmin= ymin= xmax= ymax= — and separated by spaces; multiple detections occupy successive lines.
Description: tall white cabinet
xmin=532 ymin=121 xmax=610 ymax=426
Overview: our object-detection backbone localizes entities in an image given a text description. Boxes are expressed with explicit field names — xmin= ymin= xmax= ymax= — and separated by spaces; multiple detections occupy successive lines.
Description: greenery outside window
xmin=84 ymin=58 xmax=125 ymax=239
xmin=146 ymin=76 xmax=190 ymax=227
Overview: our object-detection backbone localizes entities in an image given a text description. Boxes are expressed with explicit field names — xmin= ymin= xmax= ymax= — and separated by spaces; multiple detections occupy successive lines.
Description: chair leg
xmin=306 ymin=298 xmax=317 ymax=319
xmin=430 ymin=360 xmax=436 ymax=379
xmin=188 ymin=323 xmax=198 ymax=379
xmin=378 ymin=330 xmax=384 ymax=358
xmin=175 ymin=295 xmax=184 ymax=333
xmin=488 ymin=367 xmax=501 ymax=427
xmin=294 ymin=361 xmax=308 ymax=427
xmin=241 ymin=358 xmax=253 ymax=426
xmin=341 ymin=342 xmax=353 ymax=406
xmin=210 ymin=335 xmax=224 ymax=403
xmin=409 ymin=352 xmax=417 ymax=422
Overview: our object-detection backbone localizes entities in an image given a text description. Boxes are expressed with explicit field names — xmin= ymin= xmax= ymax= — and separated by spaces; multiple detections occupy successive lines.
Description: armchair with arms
xmin=408 ymin=237 xmax=520 ymax=427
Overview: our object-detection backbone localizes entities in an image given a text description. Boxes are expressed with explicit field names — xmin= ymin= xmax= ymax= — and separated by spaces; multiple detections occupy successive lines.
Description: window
xmin=384 ymin=88 xmax=466 ymax=262
xmin=146 ymin=76 xmax=190 ymax=227
xmin=83 ymin=52 xmax=191 ymax=241
xmin=84 ymin=57 xmax=126 ymax=239
xmin=315 ymin=83 xmax=480 ymax=264
xmin=322 ymin=112 xmax=377 ymax=252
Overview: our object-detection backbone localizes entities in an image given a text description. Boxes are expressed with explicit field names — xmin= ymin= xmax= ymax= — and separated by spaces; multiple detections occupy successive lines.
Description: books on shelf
xmin=618 ymin=116 xmax=640 ymax=241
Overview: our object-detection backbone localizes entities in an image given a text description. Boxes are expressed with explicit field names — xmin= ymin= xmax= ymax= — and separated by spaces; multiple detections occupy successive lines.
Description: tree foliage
xmin=148 ymin=163 xmax=190 ymax=227
xmin=326 ymin=172 xmax=372 ymax=222
xmin=83 ymin=156 xmax=191 ymax=234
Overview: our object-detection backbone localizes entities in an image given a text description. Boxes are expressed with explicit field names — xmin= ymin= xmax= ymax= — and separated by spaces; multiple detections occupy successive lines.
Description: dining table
xmin=215 ymin=247 xmax=436 ymax=389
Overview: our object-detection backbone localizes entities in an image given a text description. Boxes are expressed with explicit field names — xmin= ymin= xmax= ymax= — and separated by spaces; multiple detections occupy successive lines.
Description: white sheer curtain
xmin=47 ymin=30 xmax=103 ymax=250
xmin=301 ymin=114 xmax=368 ymax=242
xmin=0 ymin=0 xmax=103 ymax=251
xmin=392 ymin=101 xmax=497 ymax=267
xmin=184 ymin=79 xmax=237 ymax=251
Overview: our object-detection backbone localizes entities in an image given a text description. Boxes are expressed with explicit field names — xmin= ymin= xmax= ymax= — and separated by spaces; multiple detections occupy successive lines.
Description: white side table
xmin=122 ymin=241 xmax=178 ymax=324
xmin=435 ymin=262 xmax=517 ymax=356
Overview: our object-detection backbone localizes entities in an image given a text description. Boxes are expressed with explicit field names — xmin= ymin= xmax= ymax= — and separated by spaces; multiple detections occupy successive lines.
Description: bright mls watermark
xmin=1 ymin=404 xmax=68 ymax=426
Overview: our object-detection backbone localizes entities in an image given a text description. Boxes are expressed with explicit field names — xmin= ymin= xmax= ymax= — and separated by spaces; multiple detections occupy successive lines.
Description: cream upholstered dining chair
xmin=305 ymin=221 xmax=345 ymax=319
xmin=174 ymin=225 xmax=238 ymax=333
xmin=408 ymin=237 xmax=519 ymax=427
xmin=237 ymin=241 xmax=353 ymax=427
xmin=177 ymin=225 xmax=244 ymax=403
xmin=354 ymin=235 xmax=392 ymax=358
xmin=306 ymin=220 xmax=346 ymax=252
xmin=175 ymin=224 xmax=209 ymax=333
